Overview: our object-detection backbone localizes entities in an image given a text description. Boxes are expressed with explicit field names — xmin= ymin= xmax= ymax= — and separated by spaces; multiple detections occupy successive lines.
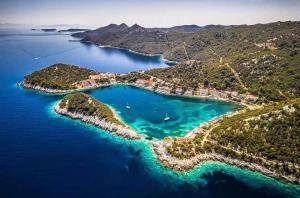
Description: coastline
xmin=20 ymin=81 xmax=111 ymax=95
xmin=20 ymin=80 xmax=299 ymax=185
xmin=96 ymin=44 xmax=177 ymax=64
xmin=98 ymin=44 xmax=161 ymax=57
xmin=79 ymin=39 xmax=179 ymax=64
xmin=123 ymin=83 xmax=249 ymax=107
xmin=151 ymin=140 xmax=299 ymax=184
xmin=20 ymin=80 xmax=253 ymax=107
xmin=149 ymin=104 xmax=300 ymax=184
xmin=21 ymin=79 xmax=247 ymax=142
xmin=54 ymin=103 xmax=141 ymax=140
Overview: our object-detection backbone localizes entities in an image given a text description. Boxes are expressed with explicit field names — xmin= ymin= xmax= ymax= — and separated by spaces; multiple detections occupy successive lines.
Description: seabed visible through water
xmin=46 ymin=87 xmax=300 ymax=198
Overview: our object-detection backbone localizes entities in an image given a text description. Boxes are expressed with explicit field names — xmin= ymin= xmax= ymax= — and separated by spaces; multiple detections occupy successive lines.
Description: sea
xmin=0 ymin=26 xmax=299 ymax=198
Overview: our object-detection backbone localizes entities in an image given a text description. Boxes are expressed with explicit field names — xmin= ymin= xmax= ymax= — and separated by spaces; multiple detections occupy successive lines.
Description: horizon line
xmin=1 ymin=19 xmax=299 ymax=29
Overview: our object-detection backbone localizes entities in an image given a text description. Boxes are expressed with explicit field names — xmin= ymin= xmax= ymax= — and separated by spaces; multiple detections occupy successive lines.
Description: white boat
xmin=126 ymin=103 xmax=131 ymax=109
xmin=164 ymin=113 xmax=170 ymax=121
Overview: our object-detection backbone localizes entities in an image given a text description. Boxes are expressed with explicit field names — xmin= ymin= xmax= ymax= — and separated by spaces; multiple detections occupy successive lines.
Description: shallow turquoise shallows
xmin=88 ymin=85 xmax=239 ymax=139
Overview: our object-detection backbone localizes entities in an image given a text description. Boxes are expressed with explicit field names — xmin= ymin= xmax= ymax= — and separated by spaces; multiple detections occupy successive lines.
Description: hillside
xmin=58 ymin=92 xmax=123 ymax=126
xmin=74 ymin=23 xmax=168 ymax=55
xmin=166 ymin=98 xmax=300 ymax=180
xmin=58 ymin=28 xmax=89 ymax=32
xmin=73 ymin=23 xmax=233 ymax=55
xmin=23 ymin=63 xmax=98 ymax=90
xmin=74 ymin=22 xmax=299 ymax=61
xmin=150 ymin=25 xmax=202 ymax=33
xmin=146 ymin=21 xmax=300 ymax=102
xmin=73 ymin=21 xmax=299 ymax=102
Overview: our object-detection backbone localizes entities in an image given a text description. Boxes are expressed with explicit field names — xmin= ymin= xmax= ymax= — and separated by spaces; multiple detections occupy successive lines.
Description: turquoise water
xmin=88 ymin=85 xmax=239 ymax=139
xmin=48 ymin=102 xmax=300 ymax=198
xmin=1 ymin=26 xmax=300 ymax=197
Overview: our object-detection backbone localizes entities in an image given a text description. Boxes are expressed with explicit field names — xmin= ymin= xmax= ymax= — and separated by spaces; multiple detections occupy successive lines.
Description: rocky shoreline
xmin=124 ymin=82 xmax=250 ymax=107
xmin=20 ymin=78 xmax=256 ymax=107
xmin=151 ymin=141 xmax=300 ymax=184
xmin=74 ymin=42 xmax=177 ymax=65
xmin=21 ymin=82 xmax=71 ymax=93
xmin=98 ymin=44 xmax=162 ymax=57
xmin=22 ymin=79 xmax=298 ymax=185
xmin=20 ymin=81 xmax=108 ymax=94
xmin=54 ymin=104 xmax=141 ymax=140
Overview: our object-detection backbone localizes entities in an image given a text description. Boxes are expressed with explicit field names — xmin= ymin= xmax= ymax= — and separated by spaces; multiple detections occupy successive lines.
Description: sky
xmin=0 ymin=0 xmax=300 ymax=28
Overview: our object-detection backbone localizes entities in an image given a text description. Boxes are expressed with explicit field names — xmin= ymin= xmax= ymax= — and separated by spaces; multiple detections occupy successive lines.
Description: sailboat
xmin=164 ymin=113 xmax=170 ymax=121
xmin=126 ymin=103 xmax=131 ymax=109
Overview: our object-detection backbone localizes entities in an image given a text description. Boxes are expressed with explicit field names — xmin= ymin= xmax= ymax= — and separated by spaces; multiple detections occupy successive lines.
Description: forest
xmin=24 ymin=63 xmax=97 ymax=90
xmin=59 ymin=92 xmax=123 ymax=126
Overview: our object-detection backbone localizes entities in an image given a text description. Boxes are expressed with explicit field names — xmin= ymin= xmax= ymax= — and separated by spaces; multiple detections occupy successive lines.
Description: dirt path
xmin=201 ymin=123 xmax=219 ymax=147
xmin=182 ymin=42 xmax=190 ymax=61
xmin=224 ymin=63 xmax=248 ymax=91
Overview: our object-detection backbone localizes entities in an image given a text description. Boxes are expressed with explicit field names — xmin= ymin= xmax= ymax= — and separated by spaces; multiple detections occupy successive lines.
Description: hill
xmin=58 ymin=92 xmax=123 ymax=125
xmin=165 ymin=98 xmax=300 ymax=182
xmin=22 ymin=63 xmax=98 ymax=90
xmin=144 ymin=21 xmax=300 ymax=102
xmin=150 ymin=25 xmax=202 ymax=33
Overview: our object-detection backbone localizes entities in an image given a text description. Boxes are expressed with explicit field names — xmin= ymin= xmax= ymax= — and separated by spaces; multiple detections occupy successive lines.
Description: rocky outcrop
xmin=20 ymin=81 xmax=106 ymax=94
xmin=21 ymin=82 xmax=70 ymax=93
xmin=54 ymin=104 xmax=140 ymax=140
xmin=151 ymin=141 xmax=300 ymax=184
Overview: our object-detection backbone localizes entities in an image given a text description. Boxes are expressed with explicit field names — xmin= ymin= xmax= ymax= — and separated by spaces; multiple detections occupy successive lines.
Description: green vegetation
xmin=80 ymin=21 xmax=300 ymax=102
xmin=25 ymin=22 xmax=300 ymax=101
xmin=209 ymin=99 xmax=300 ymax=163
xmin=95 ymin=78 xmax=110 ymax=84
xmin=115 ymin=72 xmax=151 ymax=83
xmin=59 ymin=92 xmax=123 ymax=126
xmin=24 ymin=21 xmax=300 ymax=178
xmin=24 ymin=63 xmax=97 ymax=90
xmin=229 ymin=50 xmax=300 ymax=101
xmin=167 ymin=98 xmax=300 ymax=177
xmin=151 ymin=21 xmax=300 ymax=102
xmin=146 ymin=62 xmax=243 ymax=92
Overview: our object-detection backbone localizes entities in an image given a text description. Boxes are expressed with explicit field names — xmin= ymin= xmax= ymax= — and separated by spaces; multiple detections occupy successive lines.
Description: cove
xmin=48 ymin=101 xmax=300 ymax=198
xmin=1 ymin=27 xmax=300 ymax=197
xmin=86 ymin=85 xmax=239 ymax=139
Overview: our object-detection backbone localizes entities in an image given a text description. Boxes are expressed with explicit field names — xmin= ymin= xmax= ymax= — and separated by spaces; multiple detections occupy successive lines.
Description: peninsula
xmin=55 ymin=92 xmax=140 ymax=139
xmin=21 ymin=63 xmax=300 ymax=184
xmin=21 ymin=63 xmax=257 ymax=104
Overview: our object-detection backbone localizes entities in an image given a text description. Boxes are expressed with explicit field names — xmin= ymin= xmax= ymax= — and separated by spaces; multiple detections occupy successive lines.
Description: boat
xmin=126 ymin=103 xmax=131 ymax=109
xmin=164 ymin=113 xmax=170 ymax=121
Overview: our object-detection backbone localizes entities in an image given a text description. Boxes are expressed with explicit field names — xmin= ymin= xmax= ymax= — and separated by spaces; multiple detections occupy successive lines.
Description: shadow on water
xmin=95 ymin=46 xmax=164 ymax=65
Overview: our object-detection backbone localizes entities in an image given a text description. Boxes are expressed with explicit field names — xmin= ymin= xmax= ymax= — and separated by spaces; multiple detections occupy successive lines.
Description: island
xmin=58 ymin=28 xmax=90 ymax=32
xmin=55 ymin=92 xmax=140 ymax=139
xmin=20 ymin=20 xmax=300 ymax=185
xmin=41 ymin=28 xmax=57 ymax=32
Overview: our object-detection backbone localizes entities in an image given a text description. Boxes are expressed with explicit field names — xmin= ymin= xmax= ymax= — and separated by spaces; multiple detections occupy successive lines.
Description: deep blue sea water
xmin=0 ymin=26 xmax=299 ymax=198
